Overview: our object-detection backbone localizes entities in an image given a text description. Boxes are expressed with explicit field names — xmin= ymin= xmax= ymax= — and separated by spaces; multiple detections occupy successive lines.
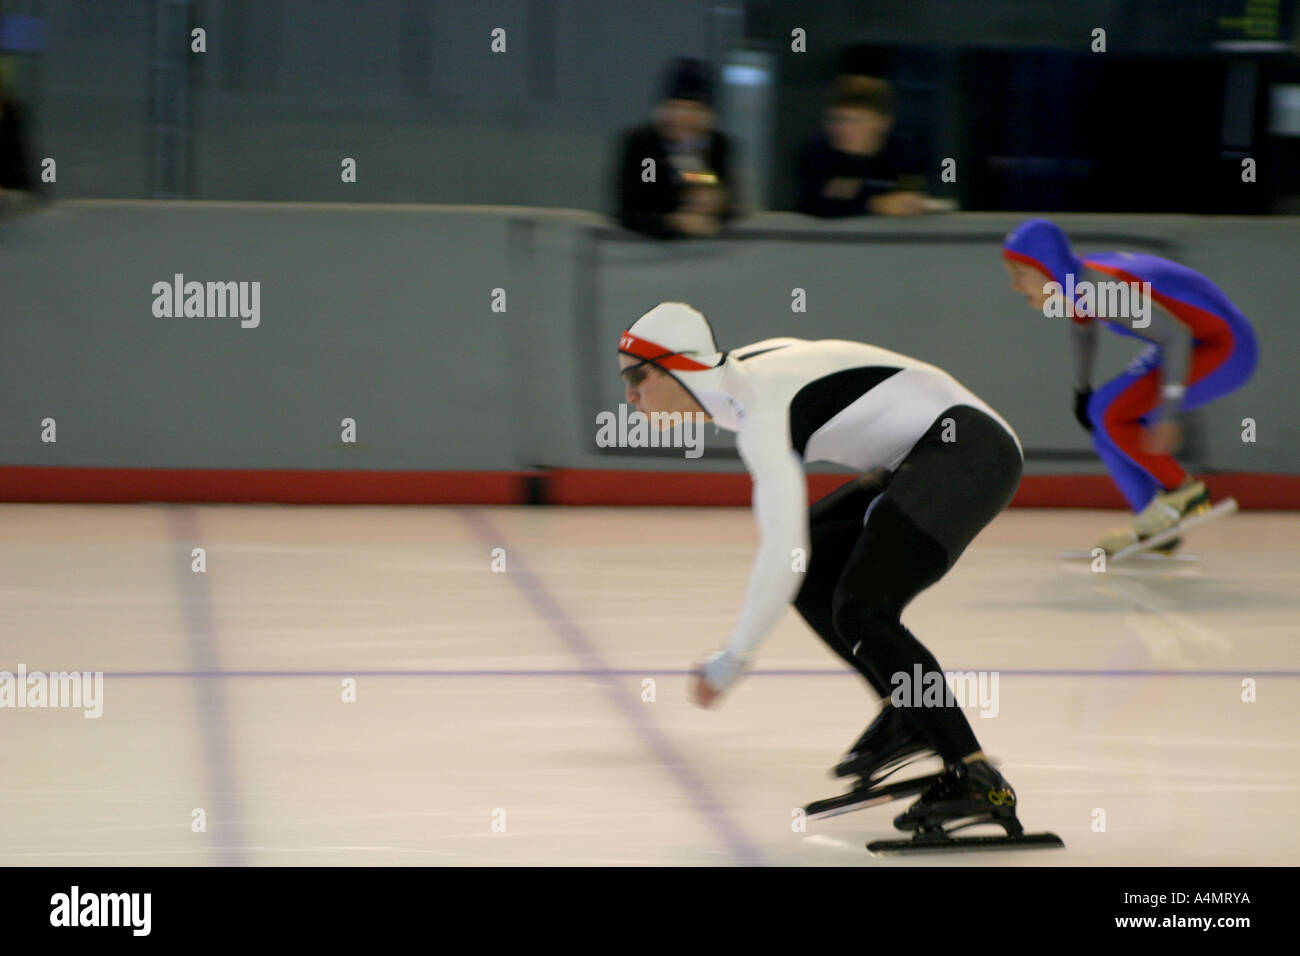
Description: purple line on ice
xmin=457 ymin=507 xmax=769 ymax=867
xmin=169 ymin=506 xmax=247 ymax=866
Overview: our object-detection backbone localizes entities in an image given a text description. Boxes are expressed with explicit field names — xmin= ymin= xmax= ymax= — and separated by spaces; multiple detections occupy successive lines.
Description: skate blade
xmin=834 ymin=750 xmax=999 ymax=782
xmin=867 ymin=832 xmax=1064 ymax=855
xmin=1062 ymin=497 xmax=1236 ymax=565
xmin=1061 ymin=549 xmax=1199 ymax=562
xmin=1110 ymin=498 xmax=1236 ymax=563
xmin=805 ymin=773 xmax=939 ymax=820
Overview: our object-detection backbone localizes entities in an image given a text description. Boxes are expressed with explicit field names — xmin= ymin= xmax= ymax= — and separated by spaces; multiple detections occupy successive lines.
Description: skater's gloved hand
xmin=692 ymin=650 xmax=748 ymax=708
xmin=1073 ymin=388 xmax=1093 ymax=432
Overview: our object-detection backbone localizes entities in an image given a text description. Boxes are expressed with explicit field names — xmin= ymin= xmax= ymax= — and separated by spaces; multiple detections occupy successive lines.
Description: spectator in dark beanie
xmin=613 ymin=57 xmax=739 ymax=239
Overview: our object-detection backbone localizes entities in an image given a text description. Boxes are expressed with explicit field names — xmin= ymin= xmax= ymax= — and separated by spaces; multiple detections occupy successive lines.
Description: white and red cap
xmin=618 ymin=302 xmax=724 ymax=372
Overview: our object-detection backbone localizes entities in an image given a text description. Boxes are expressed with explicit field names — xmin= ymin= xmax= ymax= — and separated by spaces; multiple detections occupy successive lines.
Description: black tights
xmin=793 ymin=406 xmax=1023 ymax=762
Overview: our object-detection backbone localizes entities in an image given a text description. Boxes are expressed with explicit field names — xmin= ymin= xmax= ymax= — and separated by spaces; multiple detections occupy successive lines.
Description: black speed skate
xmin=892 ymin=758 xmax=1019 ymax=833
xmin=804 ymin=771 xmax=942 ymax=820
xmin=868 ymin=759 xmax=1064 ymax=855
xmin=804 ymin=707 xmax=941 ymax=820
xmin=833 ymin=704 xmax=935 ymax=783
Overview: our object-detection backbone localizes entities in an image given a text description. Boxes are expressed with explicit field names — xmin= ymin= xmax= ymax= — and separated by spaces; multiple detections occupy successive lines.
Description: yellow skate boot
xmin=1097 ymin=480 xmax=1208 ymax=555
xmin=1132 ymin=479 xmax=1210 ymax=539
xmin=1097 ymin=524 xmax=1139 ymax=554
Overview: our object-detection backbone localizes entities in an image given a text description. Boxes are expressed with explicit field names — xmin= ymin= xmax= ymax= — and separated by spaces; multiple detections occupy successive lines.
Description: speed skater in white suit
xmin=616 ymin=302 xmax=1062 ymax=850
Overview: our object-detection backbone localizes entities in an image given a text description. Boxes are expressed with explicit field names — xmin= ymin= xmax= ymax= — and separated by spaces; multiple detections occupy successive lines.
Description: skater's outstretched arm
xmin=695 ymin=415 xmax=808 ymax=701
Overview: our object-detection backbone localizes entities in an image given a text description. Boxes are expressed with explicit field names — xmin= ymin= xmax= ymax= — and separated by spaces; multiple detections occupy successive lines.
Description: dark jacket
xmin=796 ymin=131 xmax=919 ymax=218
xmin=0 ymin=99 xmax=37 ymax=192
xmin=614 ymin=122 xmax=737 ymax=238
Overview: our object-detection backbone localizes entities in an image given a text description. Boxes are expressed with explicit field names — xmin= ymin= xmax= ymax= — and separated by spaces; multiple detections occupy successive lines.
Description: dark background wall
xmin=7 ymin=0 xmax=1299 ymax=211
xmin=18 ymin=0 xmax=719 ymax=203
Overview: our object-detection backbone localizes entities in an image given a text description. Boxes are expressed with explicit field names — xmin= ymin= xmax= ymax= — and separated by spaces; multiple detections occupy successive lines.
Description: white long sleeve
xmin=700 ymin=420 xmax=809 ymax=689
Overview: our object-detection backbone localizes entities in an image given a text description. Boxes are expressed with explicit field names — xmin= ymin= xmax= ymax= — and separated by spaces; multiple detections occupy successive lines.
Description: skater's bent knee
xmin=830 ymin=591 xmax=899 ymax=645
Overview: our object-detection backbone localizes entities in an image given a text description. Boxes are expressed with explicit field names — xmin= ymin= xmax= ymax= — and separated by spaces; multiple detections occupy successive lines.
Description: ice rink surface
xmin=2 ymin=503 xmax=1297 ymax=866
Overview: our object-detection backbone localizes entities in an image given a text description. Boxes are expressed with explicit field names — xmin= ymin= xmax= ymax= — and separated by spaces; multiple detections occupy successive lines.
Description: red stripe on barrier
xmin=548 ymin=468 xmax=749 ymax=506
xmin=1 ymin=466 xmax=1297 ymax=508
xmin=0 ymin=466 xmax=535 ymax=504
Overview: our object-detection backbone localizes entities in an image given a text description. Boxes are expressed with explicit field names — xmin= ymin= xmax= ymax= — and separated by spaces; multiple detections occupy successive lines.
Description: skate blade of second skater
xmin=1060 ymin=549 xmax=1199 ymax=563
xmin=1061 ymin=497 xmax=1238 ymax=564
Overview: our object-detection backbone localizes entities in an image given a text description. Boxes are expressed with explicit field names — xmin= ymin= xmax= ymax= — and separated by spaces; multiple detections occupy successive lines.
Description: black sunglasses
xmin=619 ymin=350 xmax=691 ymax=387
xmin=619 ymin=360 xmax=654 ymax=387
